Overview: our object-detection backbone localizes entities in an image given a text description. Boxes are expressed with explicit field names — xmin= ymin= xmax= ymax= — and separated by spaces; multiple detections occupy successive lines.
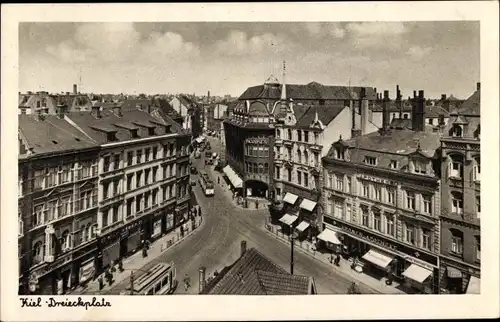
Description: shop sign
xmin=79 ymin=260 xmax=95 ymax=283
xmin=359 ymin=174 xmax=397 ymax=186
xmin=403 ymin=255 xmax=435 ymax=271
xmin=333 ymin=220 xmax=398 ymax=251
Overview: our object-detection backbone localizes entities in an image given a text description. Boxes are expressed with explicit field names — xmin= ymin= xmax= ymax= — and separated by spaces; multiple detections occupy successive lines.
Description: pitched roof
xmin=296 ymin=103 xmax=345 ymax=128
xmin=424 ymin=104 xmax=450 ymax=117
xmin=203 ymin=248 xmax=313 ymax=295
xmin=239 ymin=82 xmax=377 ymax=101
xmin=456 ymin=89 xmax=480 ymax=115
xmin=19 ymin=114 xmax=96 ymax=155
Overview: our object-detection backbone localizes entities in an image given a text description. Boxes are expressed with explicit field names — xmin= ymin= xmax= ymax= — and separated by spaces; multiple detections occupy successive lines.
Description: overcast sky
xmin=19 ymin=21 xmax=479 ymax=99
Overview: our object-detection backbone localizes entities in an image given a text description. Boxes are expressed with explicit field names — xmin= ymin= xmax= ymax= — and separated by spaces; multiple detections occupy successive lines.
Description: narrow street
xmin=107 ymin=136 xmax=378 ymax=295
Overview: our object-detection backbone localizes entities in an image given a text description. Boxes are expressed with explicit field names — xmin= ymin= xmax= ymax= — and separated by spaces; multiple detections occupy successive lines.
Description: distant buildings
xmin=19 ymin=85 xmax=92 ymax=115
xmin=199 ymin=241 xmax=316 ymax=295
xmin=18 ymin=102 xmax=191 ymax=295
xmin=204 ymin=103 xmax=228 ymax=137
xmin=169 ymin=95 xmax=203 ymax=138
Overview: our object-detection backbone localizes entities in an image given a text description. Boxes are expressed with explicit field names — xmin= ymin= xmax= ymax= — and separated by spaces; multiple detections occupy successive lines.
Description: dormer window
xmin=449 ymin=154 xmax=464 ymax=178
xmin=107 ymin=132 xmax=117 ymax=142
xmin=389 ymin=160 xmax=398 ymax=169
xmin=414 ymin=160 xmax=427 ymax=174
xmin=131 ymin=129 xmax=139 ymax=138
xmin=364 ymin=156 xmax=377 ymax=165
xmin=148 ymin=127 xmax=155 ymax=136
xmin=335 ymin=148 xmax=345 ymax=160
xmin=450 ymin=124 xmax=463 ymax=137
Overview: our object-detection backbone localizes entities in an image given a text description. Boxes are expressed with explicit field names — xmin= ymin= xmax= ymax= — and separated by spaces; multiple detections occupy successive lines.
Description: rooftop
xmin=202 ymin=248 xmax=315 ymax=295
xmin=295 ymin=103 xmax=345 ymax=128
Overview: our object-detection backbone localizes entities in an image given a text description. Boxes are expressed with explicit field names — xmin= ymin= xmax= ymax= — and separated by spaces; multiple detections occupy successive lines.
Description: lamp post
xmin=290 ymin=227 xmax=298 ymax=275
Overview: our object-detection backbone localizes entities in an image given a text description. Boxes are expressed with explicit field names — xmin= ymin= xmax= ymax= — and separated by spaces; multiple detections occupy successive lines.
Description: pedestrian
xmin=330 ymin=254 xmax=334 ymax=264
xmin=98 ymin=275 xmax=104 ymax=290
xmin=183 ymin=274 xmax=191 ymax=291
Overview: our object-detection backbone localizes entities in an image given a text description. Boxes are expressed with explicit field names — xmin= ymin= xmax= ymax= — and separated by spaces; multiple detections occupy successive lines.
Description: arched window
xmin=304 ymin=150 xmax=309 ymax=164
xmin=449 ymin=154 xmax=464 ymax=178
xmin=451 ymin=191 xmax=464 ymax=214
xmin=450 ymin=229 xmax=464 ymax=254
xmin=297 ymin=149 xmax=302 ymax=164
xmin=473 ymin=157 xmax=480 ymax=181
xmin=32 ymin=241 xmax=44 ymax=264
xmin=276 ymin=129 xmax=281 ymax=139
xmin=449 ymin=124 xmax=463 ymax=137
xmin=60 ymin=230 xmax=70 ymax=252
xmin=258 ymin=163 xmax=263 ymax=174
xmin=287 ymin=129 xmax=292 ymax=140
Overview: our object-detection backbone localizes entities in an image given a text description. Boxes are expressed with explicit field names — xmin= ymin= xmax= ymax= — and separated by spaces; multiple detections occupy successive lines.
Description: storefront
xmin=71 ymin=240 xmax=99 ymax=286
xmin=438 ymin=257 xmax=480 ymax=294
xmin=279 ymin=213 xmax=298 ymax=234
xmin=152 ymin=215 xmax=163 ymax=239
xmin=28 ymin=251 xmax=74 ymax=295
xmin=165 ymin=212 xmax=175 ymax=232
xmin=316 ymin=228 xmax=342 ymax=253
xmin=324 ymin=218 xmax=440 ymax=294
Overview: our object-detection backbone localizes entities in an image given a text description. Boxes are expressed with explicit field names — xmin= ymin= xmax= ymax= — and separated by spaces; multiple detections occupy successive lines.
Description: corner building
xmin=321 ymin=90 xmax=442 ymax=294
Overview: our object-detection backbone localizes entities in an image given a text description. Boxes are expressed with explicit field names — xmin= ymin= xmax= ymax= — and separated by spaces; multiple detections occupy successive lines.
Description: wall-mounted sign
xmin=359 ymin=174 xmax=397 ymax=186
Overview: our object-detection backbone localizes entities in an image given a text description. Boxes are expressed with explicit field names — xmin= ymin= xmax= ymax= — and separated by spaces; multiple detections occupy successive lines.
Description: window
xmin=476 ymin=196 xmax=480 ymax=218
xmin=264 ymin=163 xmax=269 ymax=174
xmin=145 ymin=148 xmax=150 ymax=162
xmin=304 ymin=173 xmax=309 ymax=187
xmin=386 ymin=215 xmax=394 ymax=236
xmin=275 ymin=166 xmax=281 ymax=179
xmin=327 ymin=199 xmax=333 ymax=215
xmin=325 ymin=173 xmax=331 ymax=188
xmin=112 ymin=206 xmax=119 ymax=223
xmin=428 ymin=118 xmax=434 ymax=125
xmin=389 ymin=160 xmax=398 ymax=169
xmin=405 ymin=224 xmax=415 ymax=244
xmin=314 ymin=132 xmax=319 ymax=144
xmin=103 ymin=156 xmax=111 ymax=172
xmin=58 ymin=165 xmax=71 ymax=184
xmin=303 ymin=150 xmax=309 ymax=165
xmin=32 ymin=241 xmax=44 ymax=264
xmin=297 ymin=149 xmax=302 ymax=163
xmin=145 ymin=169 xmax=151 ymax=185
xmin=450 ymin=124 xmax=463 ymax=137
xmin=451 ymin=192 xmax=463 ymax=214
xmin=113 ymin=180 xmax=119 ymax=196
xmin=450 ymin=229 xmax=463 ymax=254
xmin=406 ymin=191 xmax=415 ymax=210
xmin=127 ymin=151 xmax=133 ymax=166
xmin=334 ymin=200 xmax=343 ymax=218
xmin=152 ymin=167 xmax=158 ymax=183
xmin=137 ymin=150 xmax=142 ymax=164
xmin=475 ymin=236 xmax=480 ymax=261
xmin=414 ymin=161 xmax=427 ymax=174
xmin=335 ymin=148 xmax=345 ymax=160
xmin=422 ymin=228 xmax=431 ymax=250
xmin=364 ymin=156 xmax=377 ymax=165
xmin=127 ymin=174 xmax=133 ymax=191
xmin=362 ymin=182 xmax=369 ymax=198
xmin=102 ymin=209 xmax=109 ymax=227
xmin=287 ymin=129 xmax=292 ymax=140
xmin=113 ymin=155 xmax=120 ymax=171
xmin=373 ymin=212 xmax=381 ymax=232
xmin=387 ymin=188 xmax=395 ymax=205
xmin=346 ymin=177 xmax=352 ymax=194
xmin=136 ymin=195 xmax=142 ymax=212
xmin=297 ymin=131 xmax=302 ymax=142
xmin=304 ymin=131 xmax=309 ymax=142
xmin=297 ymin=171 xmax=302 ymax=185
xmin=144 ymin=192 xmax=150 ymax=209
xmin=127 ymin=199 xmax=133 ymax=217
xmin=276 ymin=129 xmax=281 ymax=139
xmin=60 ymin=230 xmax=71 ymax=252
xmin=423 ymin=195 xmax=432 ymax=214
xmin=102 ymin=182 xmax=109 ymax=200
xmin=59 ymin=196 xmax=72 ymax=217
xmin=152 ymin=147 xmax=158 ymax=160
xmin=473 ymin=158 xmax=480 ymax=181
xmin=313 ymin=152 xmax=319 ymax=167
xmin=346 ymin=204 xmax=352 ymax=222
xmin=153 ymin=189 xmax=158 ymax=205
xmin=136 ymin=171 xmax=142 ymax=187
xmin=336 ymin=176 xmax=344 ymax=191
xmin=473 ymin=125 xmax=480 ymax=139
xmin=33 ymin=204 xmax=45 ymax=227
xmin=374 ymin=185 xmax=381 ymax=201
xmin=362 ymin=208 xmax=369 ymax=227
xmin=287 ymin=147 xmax=292 ymax=160
xmin=287 ymin=169 xmax=292 ymax=182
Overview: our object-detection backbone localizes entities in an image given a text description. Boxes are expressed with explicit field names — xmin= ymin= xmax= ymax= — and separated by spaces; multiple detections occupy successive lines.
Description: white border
xmin=2 ymin=2 xmax=499 ymax=321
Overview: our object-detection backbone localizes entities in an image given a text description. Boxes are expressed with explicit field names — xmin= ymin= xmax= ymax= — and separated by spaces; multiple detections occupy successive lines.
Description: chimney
xmin=56 ymin=103 xmax=67 ymax=119
xmin=381 ymin=90 xmax=390 ymax=134
xmin=199 ymin=266 xmax=206 ymax=293
xmin=91 ymin=105 xmax=101 ymax=119
xmin=477 ymin=82 xmax=480 ymax=91
xmin=73 ymin=84 xmax=77 ymax=95
xmin=279 ymin=60 xmax=288 ymax=117
xmin=351 ymin=99 xmax=361 ymax=138
xmin=240 ymin=240 xmax=247 ymax=257
xmin=113 ymin=103 xmax=123 ymax=117
xmin=396 ymin=85 xmax=403 ymax=118
xmin=441 ymin=94 xmax=447 ymax=101
xmin=438 ymin=114 xmax=445 ymax=126
xmin=360 ymin=88 xmax=369 ymax=135
xmin=412 ymin=90 xmax=426 ymax=132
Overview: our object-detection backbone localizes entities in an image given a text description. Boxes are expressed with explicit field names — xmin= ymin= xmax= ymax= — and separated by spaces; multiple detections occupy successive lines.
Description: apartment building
xmin=438 ymin=83 xmax=481 ymax=294
xmin=18 ymin=102 xmax=189 ymax=295
xmin=321 ymin=90 xmax=442 ymax=294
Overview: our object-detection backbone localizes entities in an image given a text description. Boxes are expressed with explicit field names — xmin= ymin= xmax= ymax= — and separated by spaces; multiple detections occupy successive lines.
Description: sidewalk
xmin=70 ymin=216 xmax=204 ymax=295
xmin=264 ymin=222 xmax=406 ymax=295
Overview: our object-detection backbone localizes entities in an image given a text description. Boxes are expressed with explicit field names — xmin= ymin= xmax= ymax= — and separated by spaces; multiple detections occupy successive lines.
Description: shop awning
xmin=222 ymin=165 xmax=243 ymax=188
xmin=317 ymin=228 xmax=341 ymax=245
xmin=299 ymin=199 xmax=317 ymax=212
xmin=283 ymin=192 xmax=298 ymax=205
xmin=466 ymin=276 xmax=480 ymax=294
xmin=296 ymin=221 xmax=310 ymax=232
xmin=402 ymin=264 xmax=433 ymax=283
xmin=447 ymin=266 xmax=463 ymax=278
xmin=279 ymin=213 xmax=298 ymax=226
xmin=362 ymin=249 xmax=394 ymax=269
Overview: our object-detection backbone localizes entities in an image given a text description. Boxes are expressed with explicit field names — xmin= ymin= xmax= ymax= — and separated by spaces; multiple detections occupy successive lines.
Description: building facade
xmin=438 ymin=83 xmax=481 ymax=294
xmin=321 ymin=90 xmax=443 ymax=294
xmin=18 ymin=102 xmax=190 ymax=295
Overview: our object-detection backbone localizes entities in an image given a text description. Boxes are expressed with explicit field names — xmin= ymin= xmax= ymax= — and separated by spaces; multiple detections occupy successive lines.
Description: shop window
xmin=450 ymin=229 xmax=464 ymax=254
xmin=451 ymin=191 xmax=464 ymax=214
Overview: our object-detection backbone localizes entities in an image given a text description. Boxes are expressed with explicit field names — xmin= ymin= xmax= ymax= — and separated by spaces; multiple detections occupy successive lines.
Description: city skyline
xmin=20 ymin=21 xmax=479 ymax=99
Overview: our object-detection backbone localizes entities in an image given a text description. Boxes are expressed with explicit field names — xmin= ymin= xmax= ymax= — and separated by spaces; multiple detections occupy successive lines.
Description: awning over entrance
xmin=223 ymin=165 xmax=243 ymax=188
xmin=402 ymin=264 xmax=432 ymax=283
xmin=283 ymin=192 xmax=298 ymax=205
xmin=466 ymin=276 xmax=480 ymax=294
xmin=317 ymin=228 xmax=341 ymax=245
xmin=446 ymin=266 xmax=463 ymax=278
xmin=299 ymin=198 xmax=317 ymax=212
xmin=362 ymin=249 xmax=394 ymax=269
xmin=279 ymin=214 xmax=298 ymax=226
xmin=296 ymin=221 xmax=310 ymax=232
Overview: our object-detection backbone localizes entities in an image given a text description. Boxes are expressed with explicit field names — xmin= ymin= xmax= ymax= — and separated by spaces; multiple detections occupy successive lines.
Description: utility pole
xmin=290 ymin=230 xmax=295 ymax=275
xmin=129 ymin=271 xmax=134 ymax=295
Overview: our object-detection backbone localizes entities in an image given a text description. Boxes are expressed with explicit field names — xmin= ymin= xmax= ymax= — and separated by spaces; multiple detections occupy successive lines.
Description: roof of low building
xmin=202 ymin=248 xmax=314 ymax=295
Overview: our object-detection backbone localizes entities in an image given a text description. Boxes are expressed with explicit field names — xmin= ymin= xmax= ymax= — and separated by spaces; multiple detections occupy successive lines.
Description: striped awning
xmin=447 ymin=266 xmax=463 ymax=278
